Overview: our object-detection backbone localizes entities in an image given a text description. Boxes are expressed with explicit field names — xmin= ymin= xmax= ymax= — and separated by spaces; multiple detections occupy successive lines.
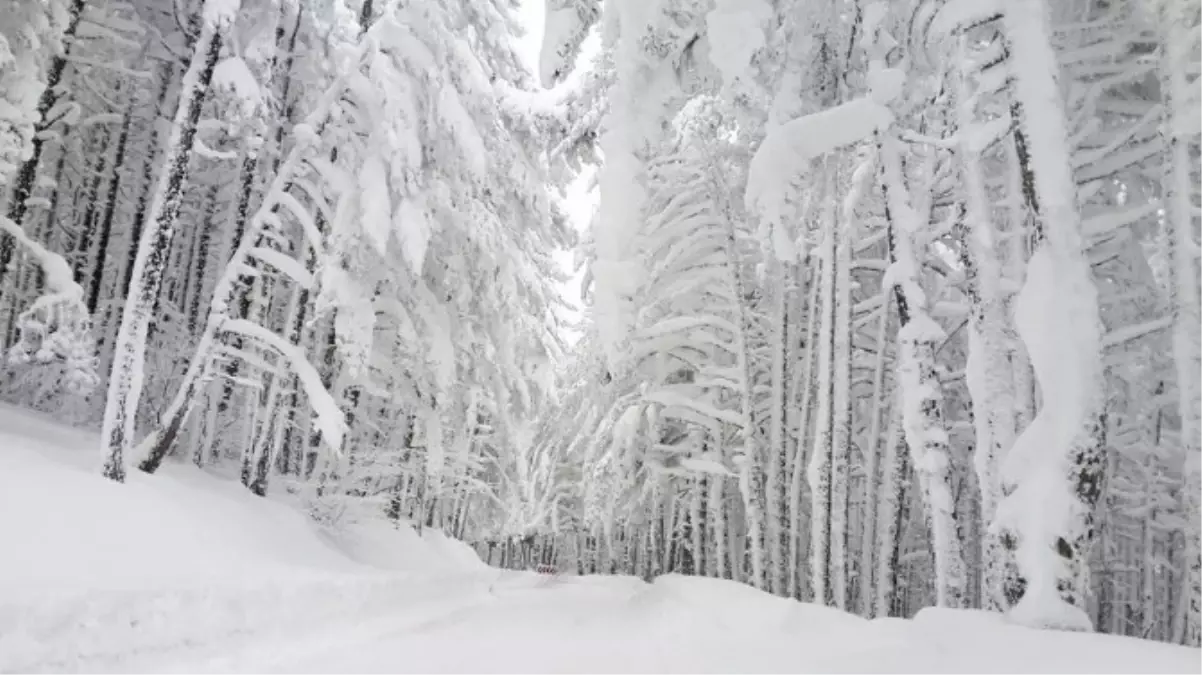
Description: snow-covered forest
xmin=1 ymin=0 xmax=1199 ymax=656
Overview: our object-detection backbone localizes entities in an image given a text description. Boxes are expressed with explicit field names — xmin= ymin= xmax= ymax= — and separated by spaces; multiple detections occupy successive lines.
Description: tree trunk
xmin=830 ymin=201 xmax=853 ymax=611
xmin=788 ymin=263 xmax=820 ymax=600
xmin=859 ymin=292 xmax=892 ymax=615
xmin=996 ymin=0 xmax=1106 ymax=630
xmin=875 ymin=404 xmax=907 ymax=617
xmin=1161 ymin=0 xmax=1202 ymax=646
xmin=0 ymin=0 xmax=88 ymax=287
xmin=880 ymin=132 xmax=967 ymax=609
xmin=101 ymin=6 xmax=231 ymax=481
xmin=809 ymin=205 xmax=837 ymax=606
xmin=765 ymin=259 xmax=789 ymax=595
xmin=951 ymin=36 xmax=1019 ymax=612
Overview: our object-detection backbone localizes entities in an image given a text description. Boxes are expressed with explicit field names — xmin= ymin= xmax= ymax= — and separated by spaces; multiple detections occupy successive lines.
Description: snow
xmin=357 ymin=154 xmax=393 ymax=256
xmin=395 ymin=195 xmax=432 ymax=277
xmin=867 ymin=66 xmax=906 ymax=105
xmin=248 ymin=247 xmax=314 ymax=288
xmin=678 ymin=456 xmax=736 ymax=477
xmin=995 ymin=0 xmax=1110 ymax=629
xmin=211 ymin=57 xmax=262 ymax=117
xmin=538 ymin=2 xmax=598 ymax=88
xmin=594 ymin=0 xmax=686 ymax=367
xmin=437 ymin=84 xmax=488 ymax=179
xmin=292 ymin=122 xmax=317 ymax=147
xmin=746 ymin=97 xmax=893 ymax=237
xmin=0 ymin=410 xmax=354 ymax=593
xmin=995 ymin=247 xmax=1101 ymax=631
xmin=228 ymin=577 xmax=1202 ymax=674
xmin=2 ymin=406 xmax=1197 ymax=673
xmin=202 ymin=0 xmax=241 ymax=28
xmin=746 ymin=50 xmax=902 ymax=237
xmin=704 ymin=0 xmax=772 ymax=88
xmin=0 ymin=404 xmax=485 ymax=672
xmin=223 ymin=319 xmax=347 ymax=453
xmin=929 ymin=0 xmax=1002 ymax=37
xmin=0 ymin=215 xmax=81 ymax=301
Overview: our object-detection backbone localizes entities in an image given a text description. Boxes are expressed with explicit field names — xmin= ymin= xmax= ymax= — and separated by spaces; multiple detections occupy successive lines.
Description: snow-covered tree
xmin=0 ymin=0 xmax=1196 ymax=651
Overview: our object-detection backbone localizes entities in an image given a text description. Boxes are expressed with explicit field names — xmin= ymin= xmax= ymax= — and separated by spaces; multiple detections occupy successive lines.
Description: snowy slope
xmin=0 ymin=404 xmax=490 ymax=672
xmin=0 ymin=405 xmax=1197 ymax=674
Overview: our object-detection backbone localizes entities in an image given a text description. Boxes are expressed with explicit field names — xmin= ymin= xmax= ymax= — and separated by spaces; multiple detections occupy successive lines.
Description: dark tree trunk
xmin=74 ymin=126 xmax=113 ymax=284
xmin=103 ymin=20 xmax=227 ymax=482
xmin=117 ymin=60 xmax=176 ymax=307
xmin=88 ymin=99 xmax=137 ymax=315
xmin=0 ymin=0 xmax=88 ymax=286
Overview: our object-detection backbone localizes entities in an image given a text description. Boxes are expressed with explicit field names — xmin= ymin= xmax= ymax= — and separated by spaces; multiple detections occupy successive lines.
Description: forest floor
xmin=1 ymin=404 xmax=1198 ymax=674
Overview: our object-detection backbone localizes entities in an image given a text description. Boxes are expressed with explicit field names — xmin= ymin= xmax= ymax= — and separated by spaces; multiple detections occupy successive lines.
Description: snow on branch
xmin=539 ymin=0 xmax=600 ymax=87
xmin=745 ymin=67 xmax=903 ymax=260
xmin=223 ymin=319 xmax=347 ymax=453
xmin=1101 ymin=316 xmax=1172 ymax=349
xmin=928 ymin=0 xmax=1002 ymax=37
xmin=0 ymin=216 xmax=82 ymax=302
xmin=747 ymin=98 xmax=893 ymax=227
xmin=248 ymin=247 xmax=314 ymax=289
xmin=642 ymin=387 xmax=745 ymax=428
xmin=271 ymin=190 xmax=324 ymax=256
xmin=0 ymin=216 xmax=98 ymax=395
xmin=203 ymin=0 xmax=241 ymax=28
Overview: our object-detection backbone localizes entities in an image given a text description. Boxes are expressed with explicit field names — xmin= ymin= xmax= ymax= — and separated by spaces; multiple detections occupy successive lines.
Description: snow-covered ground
xmin=1 ymin=405 xmax=1197 ymax=674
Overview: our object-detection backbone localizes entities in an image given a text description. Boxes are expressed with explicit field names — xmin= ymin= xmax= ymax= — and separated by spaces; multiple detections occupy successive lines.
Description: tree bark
xmin=102 ymin=6 xmax=230 ymax=481
xmin=1161 ymin=0 xmax=1202 ymax=645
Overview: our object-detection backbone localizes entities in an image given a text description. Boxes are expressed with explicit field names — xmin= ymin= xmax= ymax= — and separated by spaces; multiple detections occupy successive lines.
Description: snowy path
xmin=98 ymin=569 xmax=913 ymax=672
xmin=152 ymin=573 xmax=1199 ymax=675
xmin=221 ymin=574 xmax=655 ymax=674
xmin=9 ymin=568 xmax=1202 ymax=674
xmin=114 ymin=572 xmax=907 ymax=674
xmin=178 ymin=573 xmax=823 ymax=674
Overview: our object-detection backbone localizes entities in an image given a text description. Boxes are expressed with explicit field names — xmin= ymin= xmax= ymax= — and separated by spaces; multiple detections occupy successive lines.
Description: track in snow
xmin=205 ymin=574 xmax=654 ymax=674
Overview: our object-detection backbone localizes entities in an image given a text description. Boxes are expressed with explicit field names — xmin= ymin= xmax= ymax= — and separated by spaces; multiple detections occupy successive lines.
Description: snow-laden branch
xmin=928 ymin=0 xmax=1001 ymax=37
xmin=223 ymin=319 xmax=347 ymax=452
xmin=745 ymin=67 xmax=904 ymax=262
xmin=0 ymin=216 xmax=82 ymax=303
xmin=642 ymin=387 xmax=746 ymax=428
xmin=248 ymin=247 xmax=314 ymax=289
xmin=131 ymin=69 xmax=356 ymax=474
xmin=1101 ymin=316 xmax=1172 ymax=349
xmin=0 ymin=216 xmax=97 ymax=395
xmin=746 ymin=97 xmax=894 ymax=240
